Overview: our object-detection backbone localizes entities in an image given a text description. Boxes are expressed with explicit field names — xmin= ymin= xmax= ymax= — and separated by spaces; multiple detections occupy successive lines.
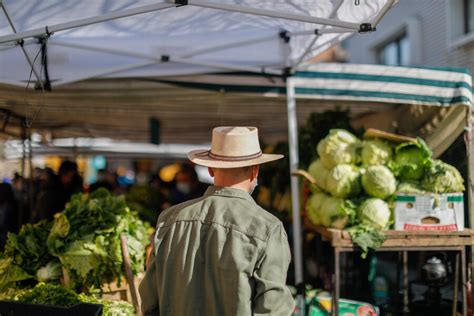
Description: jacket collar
xmin=204 ymin=186 xmax=255 ymax=203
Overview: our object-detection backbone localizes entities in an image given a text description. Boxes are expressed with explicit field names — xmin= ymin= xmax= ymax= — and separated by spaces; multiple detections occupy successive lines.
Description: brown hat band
xmin=207 ymin=150 xmax=263 ymax=161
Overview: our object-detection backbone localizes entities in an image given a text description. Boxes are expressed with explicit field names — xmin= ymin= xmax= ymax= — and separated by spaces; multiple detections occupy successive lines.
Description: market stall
xmin=286 ymin=63 xmax=473 ymax=315
xmin=0 ymin=1 xmax=399 ymax=314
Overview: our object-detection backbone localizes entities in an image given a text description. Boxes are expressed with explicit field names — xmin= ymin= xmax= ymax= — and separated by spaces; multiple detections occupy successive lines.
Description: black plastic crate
xmin=0 ymin=301 xmax=103 ymax=316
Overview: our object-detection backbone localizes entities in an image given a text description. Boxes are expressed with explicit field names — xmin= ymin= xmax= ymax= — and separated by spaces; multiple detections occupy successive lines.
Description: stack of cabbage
xmin=306 ymin=129 xmax=464 ymax=256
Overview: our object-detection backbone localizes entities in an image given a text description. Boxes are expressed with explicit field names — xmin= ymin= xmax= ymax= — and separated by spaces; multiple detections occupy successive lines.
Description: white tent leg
xmin=183 ymin=0 xmax=360 ymax=30
xmin=0 ymin=2 xmax=175 ymax=44
xmin=287 ymin=78 xmax=305 ymax=316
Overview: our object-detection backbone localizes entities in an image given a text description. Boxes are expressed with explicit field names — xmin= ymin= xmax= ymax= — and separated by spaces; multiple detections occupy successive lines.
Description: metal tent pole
xmin=286 ymin=78 xmax=304 ymax=316
xmin=1 ymin=2 xmax=43 ymax=86
xmin=371 ymin=0 xmax=397 ymax=27
xmin=182 ymin=0 xmax=360 ymax=30
xmin=292 ymin=0 xmax=344 ymax=67
xmin=48 ymin=41 xmax=283 ymax=86
xmin=0 ymin=2 xmax=176 ymax=44
xmin=288 ymin=28 xmax=357 ymax=37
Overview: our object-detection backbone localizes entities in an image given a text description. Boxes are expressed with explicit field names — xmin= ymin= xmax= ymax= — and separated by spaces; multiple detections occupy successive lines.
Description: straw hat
xmin=188 ymin=127 xmax=284 ymax=168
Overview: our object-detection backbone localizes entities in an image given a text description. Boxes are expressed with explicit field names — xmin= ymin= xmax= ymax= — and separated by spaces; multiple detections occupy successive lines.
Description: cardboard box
xmin=394 ymin=193 xmax=464 ymax=231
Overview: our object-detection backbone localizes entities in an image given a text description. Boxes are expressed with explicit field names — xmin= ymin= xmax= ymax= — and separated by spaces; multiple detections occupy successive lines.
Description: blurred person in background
xmin=169 ymin=164 xmax=206 ymax=205
xmin=0 ymin=183 xmax=18 ymax=248
xmin=89 ymin=169 xmax=114 ymax=193
xmin=58 ymin=160 xmax=83 ymax=202
xmin=32 ymin=168 xmax=63 ymax=222
xmin=11 ymin=173 xmax=28 ymax=226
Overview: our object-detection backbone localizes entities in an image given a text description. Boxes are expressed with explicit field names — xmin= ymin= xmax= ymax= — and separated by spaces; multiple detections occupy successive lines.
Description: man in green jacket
xmin=139 ymin=126 xmax=295 ymax=315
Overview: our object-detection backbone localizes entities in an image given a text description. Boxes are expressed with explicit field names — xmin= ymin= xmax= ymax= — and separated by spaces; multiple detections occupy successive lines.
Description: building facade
xmin=343 ymin=0 xmax=474 ymax=74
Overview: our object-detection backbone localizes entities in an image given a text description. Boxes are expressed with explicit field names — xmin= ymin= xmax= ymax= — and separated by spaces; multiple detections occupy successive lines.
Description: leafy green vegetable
xmin=361 ymin=139 xmax=392 ymax=166
xmin=79 ymin=293 xmax=135 ymax=316
xmin=325 ymin=164 xmax=361 ymax=198
xmin=358 ymin=198 xmax=391 ymax=230
xmin=11 ymin=283 xmax=135 ymax=316
xmin=47 ymin=189 xmax=151 ymax=291
xmin=361 ymin=165 xmax=396 ymax=199
xmin=307 ymin=159 xmax=330 ymax=191
xmin=298 ymin=111 xmax=354 ymax=169
xmin=306 ymin=192 xmax=327 ymax=226
xmin=0 ymin=220 xmax=54 ymax=291
xmin=36 ymin=260 xmax=62 ymax=282
xmin=317 ymin=129 xmax=360 ymax=169
xmin=397 ymin=181 xmax=425 ymax=194
xmin=16 ymin=283 xmax=81 ymax=307
xmin=0 ymin=256 xmax=32 ymax=292
xmin=423 ymin=159 xmax=465 ymax=193
xmin=391 ymin=139 xmax=432 ymax=181
xmin=347 ymin=225 xmax=387 ymax=259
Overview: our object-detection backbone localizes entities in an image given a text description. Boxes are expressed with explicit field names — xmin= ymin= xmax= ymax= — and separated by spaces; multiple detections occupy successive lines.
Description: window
xmin=378 ymin=34 xmax=410 ymax=66
xmin=464 ymin=0 xmax=474 ymax=34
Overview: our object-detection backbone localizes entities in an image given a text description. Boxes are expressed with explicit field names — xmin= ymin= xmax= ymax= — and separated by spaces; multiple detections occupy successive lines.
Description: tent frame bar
xmin=0 ymin=2 xmax=43 ymax=86
xmin=179 ymin=0 xmax=361 ymax=30
xmin=288 ymin=28 xmax=358 ymax=37
xmin=0 ymin=2 xmax=176 ymax=44
xmin=48 ymin=40 xmax=283 ymax=86
xmin=0 ymin=0 xmax=383 ymax=45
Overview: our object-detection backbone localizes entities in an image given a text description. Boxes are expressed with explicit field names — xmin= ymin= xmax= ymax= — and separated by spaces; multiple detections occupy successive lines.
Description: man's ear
xmin=208 ymin=167 xmax=215 ymax=178
xmin=251 ymin=165 xmax=259 ymax=181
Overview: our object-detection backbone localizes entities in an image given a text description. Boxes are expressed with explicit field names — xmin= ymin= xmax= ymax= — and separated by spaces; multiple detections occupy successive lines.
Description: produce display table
xmin=309 ymin=224 xmax=474 ymax=316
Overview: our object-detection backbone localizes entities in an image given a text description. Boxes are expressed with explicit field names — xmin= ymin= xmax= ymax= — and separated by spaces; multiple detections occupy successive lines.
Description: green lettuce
xmin=317 ymin=129 xmax=360 ymax=169
xmin=36 ymin=260 xmax=62 ymax=282
xmin=358 ymin=198 xmax=391 ymax=230
xmin=423 ymin=159 xmax=465 ymax=193
xmin=325 ymin=164 xmax=361 ymax=198
xmin=397 ymin=181 xmax=425 ymax=194
xmin=362 ymin=165 xmax=396 ymax=199
xmin=46 ymin=189 xmax=151 ymax=291
xmin=391 ymin=139 xmax=432 ymax=181
xmin=361 ymin=139 xmax=393 ymax=166
xmin=307 ymin=159 xmax=330 ymax=191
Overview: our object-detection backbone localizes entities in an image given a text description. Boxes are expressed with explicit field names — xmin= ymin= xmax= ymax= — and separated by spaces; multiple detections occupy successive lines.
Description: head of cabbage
xmin=308 ymin=159 xmax=330 ymax=191
xmin=326 ymin=164 xmax=361 ymax=198
xmin=361 ymin=139 xmax=392 ymax=166
xmin=423 ymin=160 xmax=465 ymax=193
xmin=361 ymin=165 xmax=396 ymax=199
xmin=391 ymin=139 xmax=432 ymax=181
xmin=358 ymin=198 xmax=391 ymax=230
xmin=306 ymin=192 xmax=326 ymax=226
xmin=397 ymin=181 xmax=425 ymax=194
xmin=306 ymin=192 xmax=354 ymax=229
xmin=317 ymin=129 xmax=360 ymax=169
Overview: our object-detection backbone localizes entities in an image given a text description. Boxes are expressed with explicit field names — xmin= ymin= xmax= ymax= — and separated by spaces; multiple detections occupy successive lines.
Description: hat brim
xmin=188 ymin=149 xmax=284 ymax=168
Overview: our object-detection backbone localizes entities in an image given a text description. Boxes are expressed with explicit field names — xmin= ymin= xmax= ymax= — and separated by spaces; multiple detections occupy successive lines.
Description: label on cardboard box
xmin=394 ymin=193 xmax=464 ymax=231
xmin=308 ymin=296 xmax=378 ymax=316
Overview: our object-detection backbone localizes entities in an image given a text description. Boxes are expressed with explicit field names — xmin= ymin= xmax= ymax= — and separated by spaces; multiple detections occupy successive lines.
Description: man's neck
xmin=214 ymin=182 xmax=250 ymax=193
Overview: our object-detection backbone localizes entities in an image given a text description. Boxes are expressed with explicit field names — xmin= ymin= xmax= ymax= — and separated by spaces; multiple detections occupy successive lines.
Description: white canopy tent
xmin=0 ymin=0 xmax=395 ymax=88
xmin=0 ymin=1 xmax=398 ymax=314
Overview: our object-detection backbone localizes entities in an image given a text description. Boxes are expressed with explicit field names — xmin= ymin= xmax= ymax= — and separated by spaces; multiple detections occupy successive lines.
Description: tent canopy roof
xmin=0 ymin=0 xmax=395 ymax=87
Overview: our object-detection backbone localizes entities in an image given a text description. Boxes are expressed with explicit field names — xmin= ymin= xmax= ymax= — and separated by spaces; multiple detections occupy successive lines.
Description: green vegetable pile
xmin=306 ymin=129 xmax=465 ymax=257
xmin=0 ymin=188 xmax=151 ymax=293
xmin=6 ymin=283 xmax=135 ymax=315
